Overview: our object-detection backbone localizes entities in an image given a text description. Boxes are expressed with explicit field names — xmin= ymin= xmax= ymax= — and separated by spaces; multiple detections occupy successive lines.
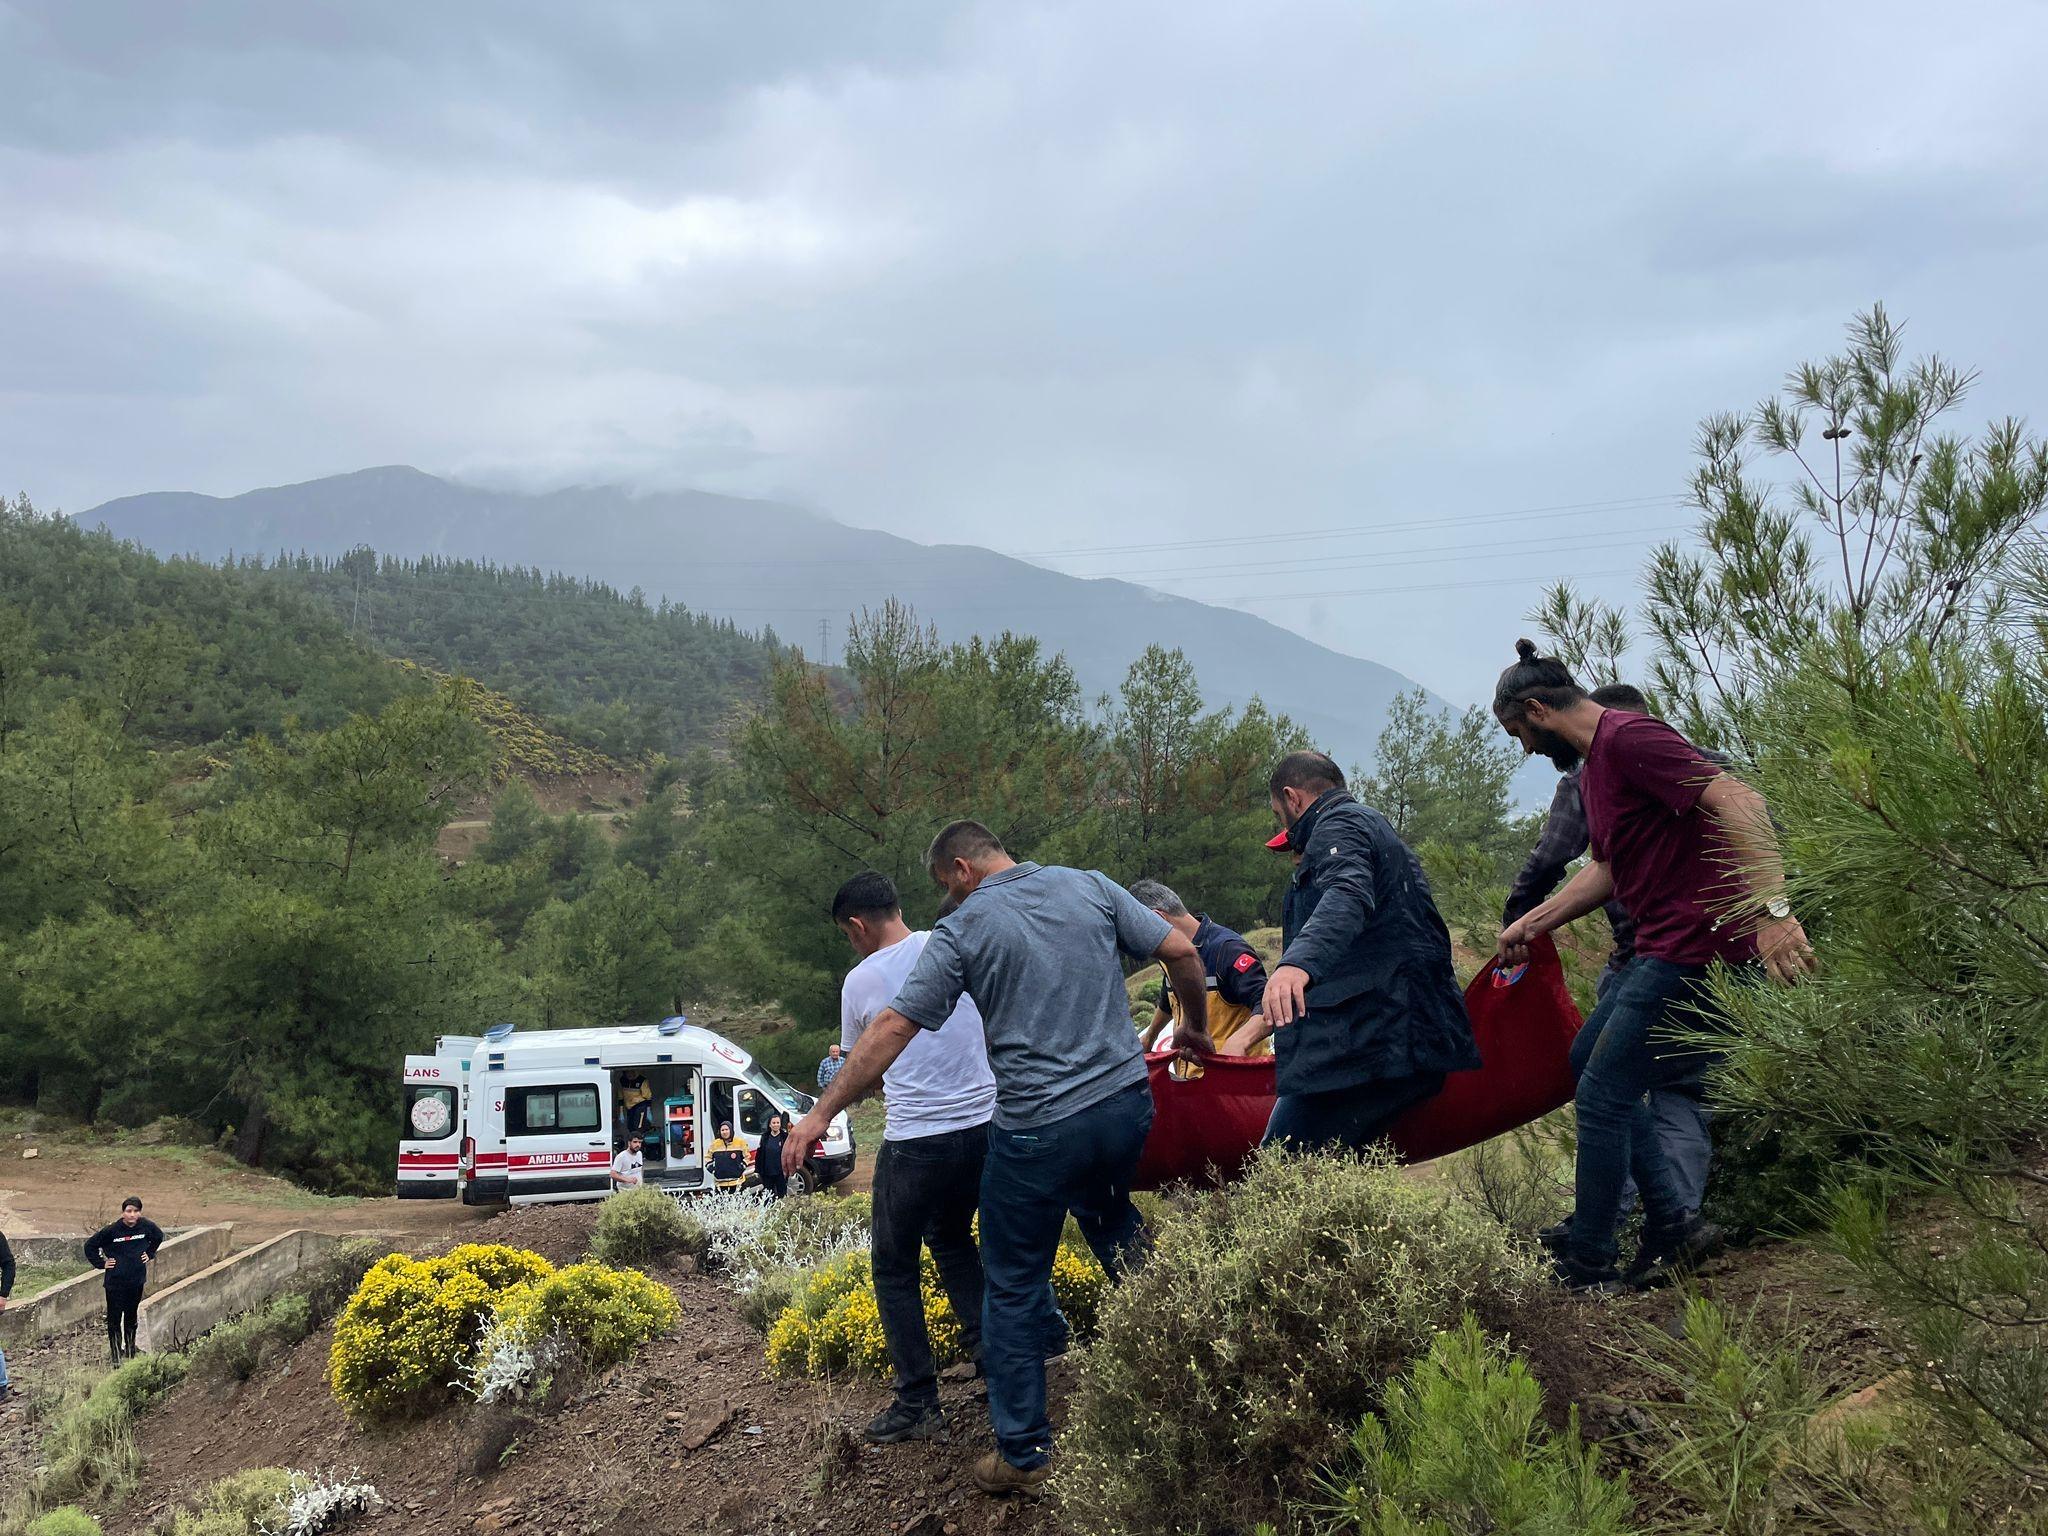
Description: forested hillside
xmin=0 ymin=493 xmax=412 ymax=747
xmin=7 ymin=500 xmax=1464 ymax=1188
xmin=237 ymin=551 xmax=787 ymax=759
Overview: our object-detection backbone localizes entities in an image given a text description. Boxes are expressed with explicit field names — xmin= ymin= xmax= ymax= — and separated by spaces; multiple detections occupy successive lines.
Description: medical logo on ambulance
xmin=408 ymin=1096 xmax=451 ymax=1137
xmin=711 ymin=1040 xmax=745 ymax=1065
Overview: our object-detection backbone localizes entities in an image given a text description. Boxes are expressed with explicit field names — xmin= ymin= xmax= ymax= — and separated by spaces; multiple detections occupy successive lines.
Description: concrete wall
xmin=0 ymin=1223 xmax=234 ymax=1342
xmin=11 ymin=1234 xmax=92 ymax=1269
xmin=138 ymin=1230 xmax=341 ymax=1352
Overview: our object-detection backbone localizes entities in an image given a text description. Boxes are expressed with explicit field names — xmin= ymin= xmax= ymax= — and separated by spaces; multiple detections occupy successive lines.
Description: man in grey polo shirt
xmin=787 ymin=820 xmax=1215 ymax=1496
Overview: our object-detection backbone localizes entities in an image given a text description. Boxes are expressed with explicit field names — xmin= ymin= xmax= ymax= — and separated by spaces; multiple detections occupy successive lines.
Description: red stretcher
xmin=1132 ymin=934 xmax=1583 ymax=1189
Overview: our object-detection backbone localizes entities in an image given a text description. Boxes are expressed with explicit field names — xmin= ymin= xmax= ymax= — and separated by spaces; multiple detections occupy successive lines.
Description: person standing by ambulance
xmin=84 ymin=1197 xmax=163 ymax=1363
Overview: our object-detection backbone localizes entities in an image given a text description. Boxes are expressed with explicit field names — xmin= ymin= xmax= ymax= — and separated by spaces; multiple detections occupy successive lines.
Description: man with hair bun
xmin=1493 ymin=640 xmax=1813 ymax=1294
xmin=1505 ymin=678 xmax=1727 ymax=1234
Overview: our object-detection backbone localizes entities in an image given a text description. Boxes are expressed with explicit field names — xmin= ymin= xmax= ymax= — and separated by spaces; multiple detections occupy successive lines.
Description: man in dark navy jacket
xmin=1259 ymin=751 xmax=1479 ymax=1152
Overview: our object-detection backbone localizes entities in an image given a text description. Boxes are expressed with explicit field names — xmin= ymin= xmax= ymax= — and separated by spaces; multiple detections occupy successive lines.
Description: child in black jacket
xmin=83 ymin=1197 xmax=164 ymax=1363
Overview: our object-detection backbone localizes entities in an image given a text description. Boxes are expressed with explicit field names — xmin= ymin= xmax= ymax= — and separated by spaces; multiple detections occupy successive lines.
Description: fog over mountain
xmin=84 ymin=466 xmax=1437 ymax=771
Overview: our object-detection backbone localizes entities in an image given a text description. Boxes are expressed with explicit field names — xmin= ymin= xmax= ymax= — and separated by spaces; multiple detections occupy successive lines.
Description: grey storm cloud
xmin=4 ymin=0 xmax=2046 ymax=701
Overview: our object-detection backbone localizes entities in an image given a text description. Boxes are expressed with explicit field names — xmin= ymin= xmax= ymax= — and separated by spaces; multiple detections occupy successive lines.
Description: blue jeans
xmin=1592 ymin=964 xmax=1714 ymax=1214
xmin=979 ymin=1081 xmax=1153 ymax=1469
xmin=0 ymin=1343 xmax=8 ymax=1390
xmin=1262 ymin=1073 xmax=1444 ymax=1154
xmin=1569 ymin=957 xmax=1724 ymax=1269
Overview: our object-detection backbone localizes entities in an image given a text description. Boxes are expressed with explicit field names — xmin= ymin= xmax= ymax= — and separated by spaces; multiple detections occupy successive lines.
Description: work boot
xmin=972 ymin=1451 xmax=1052 ymax=1497
xmin=1626 ymin=1216 xmax=1726 ymax=1291
xmin=1547 ymin=1251 xmax=1628 ymax=1298
xmin=863 ymin=1399 xmax=946 ymax=1445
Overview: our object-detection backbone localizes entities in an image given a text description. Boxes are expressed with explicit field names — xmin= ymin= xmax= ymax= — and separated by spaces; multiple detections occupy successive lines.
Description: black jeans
xmin=1262 ymin=1072 xmax=1444 ymax=1154
xmin=106 ymin=1281 xmax=143 ymax=1357
xmin=871 ymin=1122 xmax=988 ymax=1410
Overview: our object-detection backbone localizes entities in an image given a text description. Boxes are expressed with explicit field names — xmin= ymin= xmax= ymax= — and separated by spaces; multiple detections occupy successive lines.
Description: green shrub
xmin=1628 ymin=1295 xmax=1826 ymax=1536
xmin=298 ymin=1237 xmax=384 ymax=1321
xmin=588 ymin=1187 xmax=709 ymax=1267
xmin=499 ymin=1262 xmax=679 ymax=1368
xmin=1302 ymin=1317 xmax=1637 ymax=1535
xmin=188 ymin=1293 xmax=314 ymax=1383
xmin=165 ymin=1467 xmax=294 ymax=1536
xmin=23 ymin=1510 xmax=101 ymax=1536
xmin=1056 ymin=1149 xmax=1535 ymax=1536
xmin=31 ymin=1353 xmax=190 ymax=1508
xmin=739 ymin=1268 xmax=803 ymax=1335
xmin=1445 ymin=1115 xmax=1573 ymax=1235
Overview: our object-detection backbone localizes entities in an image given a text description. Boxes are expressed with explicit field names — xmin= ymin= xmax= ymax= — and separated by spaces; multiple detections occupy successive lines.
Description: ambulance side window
xmin=737 ymin=1088 xmax=771 ymax=1136
xmin=508 ymin=1085 xmax=603 ymax=1137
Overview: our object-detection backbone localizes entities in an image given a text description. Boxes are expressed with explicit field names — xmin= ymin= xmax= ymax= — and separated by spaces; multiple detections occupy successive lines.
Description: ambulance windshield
xmin=752 ymin=1066 xmax=815 ymax=1116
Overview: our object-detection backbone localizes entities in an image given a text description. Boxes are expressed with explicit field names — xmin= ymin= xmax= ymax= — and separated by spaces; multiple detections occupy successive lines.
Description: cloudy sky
xmin=5 ymin=1 xmax=2045 ymax=701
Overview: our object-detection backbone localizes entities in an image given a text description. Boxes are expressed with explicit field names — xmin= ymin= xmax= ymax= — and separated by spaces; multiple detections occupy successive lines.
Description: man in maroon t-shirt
xmin=1491 ymin=640 xmax=1814 ymax=1292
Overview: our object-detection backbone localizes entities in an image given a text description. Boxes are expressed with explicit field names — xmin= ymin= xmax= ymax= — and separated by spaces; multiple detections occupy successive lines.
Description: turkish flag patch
xmin=1233 ymin=952 xmax=1257 ymax=973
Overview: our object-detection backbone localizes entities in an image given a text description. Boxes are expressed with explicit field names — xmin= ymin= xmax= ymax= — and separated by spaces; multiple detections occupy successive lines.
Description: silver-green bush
xmin=1057 ymin=1150 xmax=1535 ymax=1536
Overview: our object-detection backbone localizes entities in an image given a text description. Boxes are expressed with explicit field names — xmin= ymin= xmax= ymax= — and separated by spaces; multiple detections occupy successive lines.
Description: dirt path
xmin=0 ymin=1118 xmax=489 ymax=1246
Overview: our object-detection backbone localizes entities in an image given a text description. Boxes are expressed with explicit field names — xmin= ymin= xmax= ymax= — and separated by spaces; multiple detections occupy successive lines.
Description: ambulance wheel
xmin=785 ymin=1167 xmax=813 ymax=1198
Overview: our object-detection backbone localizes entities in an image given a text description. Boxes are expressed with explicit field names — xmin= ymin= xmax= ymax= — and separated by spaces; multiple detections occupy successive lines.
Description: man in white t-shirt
xmin=610 ymin=1139 xmax=643 ymax=1192
xmin=834 ymin=871 xmax=999 ymax=1447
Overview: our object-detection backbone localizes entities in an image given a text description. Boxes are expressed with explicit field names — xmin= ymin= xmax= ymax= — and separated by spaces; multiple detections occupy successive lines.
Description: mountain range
xmin=82 ymin=466 xmax=1434 ymax=769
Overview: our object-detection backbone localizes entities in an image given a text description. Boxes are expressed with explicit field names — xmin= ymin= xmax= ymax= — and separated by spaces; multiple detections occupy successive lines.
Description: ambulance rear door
xmin=501 ymin=1069 xmax=613 ymax=1204
xmin=397 ymin=1055 xmax=462 ymax=1199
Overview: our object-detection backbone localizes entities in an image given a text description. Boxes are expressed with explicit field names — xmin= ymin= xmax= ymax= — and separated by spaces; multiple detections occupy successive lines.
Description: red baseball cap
xmin=1264 ymin=829 xmax=1291 ymax=851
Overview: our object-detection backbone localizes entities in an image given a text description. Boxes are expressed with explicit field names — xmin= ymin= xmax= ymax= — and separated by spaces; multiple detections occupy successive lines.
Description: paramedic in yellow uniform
xmin=1128 ymin=880 xmax=1274 ymax=1057
xmin=708 ymin=1122 xmax=751 ymax=1192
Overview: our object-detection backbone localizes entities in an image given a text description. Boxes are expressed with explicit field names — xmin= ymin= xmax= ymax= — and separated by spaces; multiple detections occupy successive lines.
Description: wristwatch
xmin=1763 ymin=896 xmax=1793 ymax=922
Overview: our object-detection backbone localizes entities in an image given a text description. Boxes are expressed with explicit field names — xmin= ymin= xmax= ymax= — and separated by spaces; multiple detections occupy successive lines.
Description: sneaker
xmin=1626 ymin=1216 xmax=1726 ymax=1290
xmin=972 ymin=1451 xmax=1053 ymax=1497
xmin=1548 ymin=1252 xmax=1628 ymax=1297
xmin=864 ymin=1399 xmax=946 ymax=1445
xmin=0 ymin=1385 xmax=16 ymax=1412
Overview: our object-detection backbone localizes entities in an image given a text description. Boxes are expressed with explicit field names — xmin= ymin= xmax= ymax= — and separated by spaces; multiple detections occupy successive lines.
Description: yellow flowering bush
xmin=764 ymin=1242 xmax=1106 ymax=1379
xmin=427 ymin=1242 xmax=555 ymax=1292
xmin=332 ymin=1243 xmax=678 ymax=1420
xmin=497 ymin=1262 xmax=679 ymax=1368
xmin=329 ymin=1254 xmax=504 ymax=1421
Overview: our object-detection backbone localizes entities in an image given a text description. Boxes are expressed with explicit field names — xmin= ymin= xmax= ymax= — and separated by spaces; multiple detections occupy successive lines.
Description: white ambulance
xmin=396 ymin=1016 xmax=857 ymax=1205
